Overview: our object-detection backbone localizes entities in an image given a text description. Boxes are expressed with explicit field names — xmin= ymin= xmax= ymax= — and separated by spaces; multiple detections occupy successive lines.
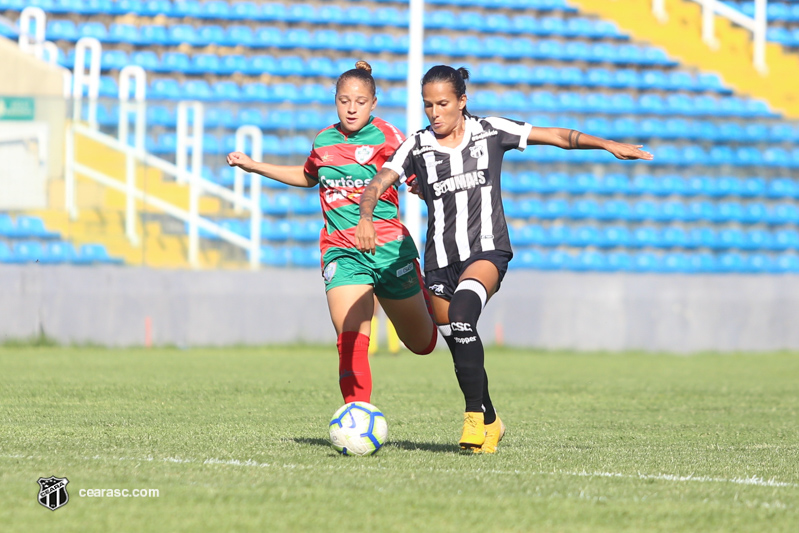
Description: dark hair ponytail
xmin=336 ymin=60 xmax=376 ymax=97
xmin=421 ymin=65 xmax=470 ymax=117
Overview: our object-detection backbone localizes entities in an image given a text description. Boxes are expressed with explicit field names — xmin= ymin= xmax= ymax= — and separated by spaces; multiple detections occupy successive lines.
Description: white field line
xmin=3 ymin=453 xmax=796 ymax=489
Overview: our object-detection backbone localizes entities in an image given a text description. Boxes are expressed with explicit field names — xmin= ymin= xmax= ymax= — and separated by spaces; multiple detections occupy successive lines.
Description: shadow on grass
xmin=291 ymin=437 xmax=457 ymax=454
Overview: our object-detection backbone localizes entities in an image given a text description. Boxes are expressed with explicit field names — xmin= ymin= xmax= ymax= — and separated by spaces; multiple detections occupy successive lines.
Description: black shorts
xmin=424 ymin=250 xmax=513 ymax=301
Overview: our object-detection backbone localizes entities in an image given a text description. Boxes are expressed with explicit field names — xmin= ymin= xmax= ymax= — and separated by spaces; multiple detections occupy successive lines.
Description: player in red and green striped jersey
xmin=227 ymin=61 xmax=437 ymax=405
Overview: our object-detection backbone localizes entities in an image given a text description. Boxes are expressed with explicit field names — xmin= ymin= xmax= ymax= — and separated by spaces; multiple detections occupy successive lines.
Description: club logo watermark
xmin=37 ymin=476 xmax=69 ymax=511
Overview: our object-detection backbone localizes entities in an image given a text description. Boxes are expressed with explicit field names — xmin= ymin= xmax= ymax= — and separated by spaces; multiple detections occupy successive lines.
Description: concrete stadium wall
xmin=2 ymin=265 xmax=799 ymax=352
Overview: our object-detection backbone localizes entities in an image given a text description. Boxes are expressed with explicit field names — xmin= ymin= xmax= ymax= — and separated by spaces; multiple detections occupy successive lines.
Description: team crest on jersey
xmin=323 ymin=262 xmax=337 ymax=283
xmin=354 ymin=145 xmax=374 ymax=165
xmin=469 ymin=144 xmax=486 ymax=160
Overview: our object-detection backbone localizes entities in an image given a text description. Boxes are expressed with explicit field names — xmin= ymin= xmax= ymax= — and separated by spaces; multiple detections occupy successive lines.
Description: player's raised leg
xmin=326 ymin=284 xmax=375 ymax=403
xmin=378 ymin=291 xmax=437 ymax=355
xmin=377 ymin=259 xmax=437 ymax=355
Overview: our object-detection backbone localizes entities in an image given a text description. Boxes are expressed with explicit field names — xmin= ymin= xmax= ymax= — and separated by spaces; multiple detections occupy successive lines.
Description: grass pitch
xmin=1 ymin=345 xmax=798 ymax=532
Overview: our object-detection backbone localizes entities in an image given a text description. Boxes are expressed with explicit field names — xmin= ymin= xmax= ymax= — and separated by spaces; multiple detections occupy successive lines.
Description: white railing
xmin=65 ymin=123 xmax=263 ymax=269
xmin=653 ymin=0 xmax=768 ymax=74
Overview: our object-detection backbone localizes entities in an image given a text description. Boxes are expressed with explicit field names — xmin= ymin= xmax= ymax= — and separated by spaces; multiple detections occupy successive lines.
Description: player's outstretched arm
xmin=355 ymin=168 xmax=400 ymax=255
xmin=526 ymin=127 xmax=654 ymax=161
xmin=226 ymin=151 xmax=317 ymax=187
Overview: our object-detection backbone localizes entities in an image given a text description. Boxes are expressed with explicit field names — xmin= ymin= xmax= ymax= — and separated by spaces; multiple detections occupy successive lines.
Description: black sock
xmin=447 ymin=280 xmax=487 ymax=414
xmin=482 ymin=371 xmax=496 ymax=425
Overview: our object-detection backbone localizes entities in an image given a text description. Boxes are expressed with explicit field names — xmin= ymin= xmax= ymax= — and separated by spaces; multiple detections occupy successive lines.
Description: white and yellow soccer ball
xmin=329 ymin=402 xmax=388 ymax=456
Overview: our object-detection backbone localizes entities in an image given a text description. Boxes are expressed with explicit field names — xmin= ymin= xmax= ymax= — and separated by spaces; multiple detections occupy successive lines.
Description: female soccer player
xmin=227 ymin=61 xmax=437 ymax=405
xmin=356 ymin=65 xmax=653 ymax=453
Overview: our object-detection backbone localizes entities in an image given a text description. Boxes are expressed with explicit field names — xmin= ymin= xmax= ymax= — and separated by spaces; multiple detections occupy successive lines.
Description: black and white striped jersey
xmin=383 ymin=115 xmax=533 ymax=271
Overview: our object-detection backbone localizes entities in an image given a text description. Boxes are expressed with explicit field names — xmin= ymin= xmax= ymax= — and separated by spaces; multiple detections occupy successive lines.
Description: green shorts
xmin=322 ymin=253 xmax=423 ymax=300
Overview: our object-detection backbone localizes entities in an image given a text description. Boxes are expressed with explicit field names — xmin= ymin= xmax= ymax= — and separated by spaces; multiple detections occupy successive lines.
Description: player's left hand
xmin=606 ymin=142 xmax=654 ymax=161
xmin=355 ymin=218 xmax=377 ymax=255
xmin=407 ymin=177 xmax=424 ymax=200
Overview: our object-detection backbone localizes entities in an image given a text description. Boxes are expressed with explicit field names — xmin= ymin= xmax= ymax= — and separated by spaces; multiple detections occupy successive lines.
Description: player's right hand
xmin=355 ymin=218 xmax=377 ymax=255
xmin=226 ymin=151 xmax=253 ymax=170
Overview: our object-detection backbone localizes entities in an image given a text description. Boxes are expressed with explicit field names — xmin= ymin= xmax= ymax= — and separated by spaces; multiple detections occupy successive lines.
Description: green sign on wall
xmin=0 ymin=97 xmax=35 ymax=120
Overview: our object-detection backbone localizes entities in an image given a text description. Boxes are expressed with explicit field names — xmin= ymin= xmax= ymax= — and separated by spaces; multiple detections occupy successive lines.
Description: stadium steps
xmin=34 ymin=125 xmax=228 ymax=268
xmin=72 ymin=129 xmax=222 ymax=214
xmin=569 ymin=0 xmax=799 ymax=118
xmin=25 ymin=208 xmax=223 ymax=268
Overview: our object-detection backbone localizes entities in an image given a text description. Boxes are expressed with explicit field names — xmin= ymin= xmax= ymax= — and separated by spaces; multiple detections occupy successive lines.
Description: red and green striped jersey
xmin=304 ymin=116 xmax=418 ymax=267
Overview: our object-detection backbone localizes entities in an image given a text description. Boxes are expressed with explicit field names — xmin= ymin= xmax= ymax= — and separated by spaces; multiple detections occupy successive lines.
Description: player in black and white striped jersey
xmin=356 ymin=65 xmax=653 ymax=453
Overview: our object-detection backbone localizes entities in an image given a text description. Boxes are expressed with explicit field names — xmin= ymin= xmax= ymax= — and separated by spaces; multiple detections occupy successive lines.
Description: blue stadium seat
xmin=690 ymin=227 xmax=718 ymax=249
xmin=39 ymin=241 xmax=78 ymax=264
xmin=662 ymin=227 xmax=689 ymax=248
xmin=199 ymin=0 xmax=232 ymax=19
xmin=631 ymin=226 xmax=659 ymax=248
xmin=260 ymin=2 xmax=288 ymax=21
xmin=599 ymin=226 xmax=631 ymax=248
xmin=510 ymin=225 xmax=547 ymax=246
xmin=541 ymin=250 xmax=571 ymax=270
xmin=571 ymin=226 xmax=602 ymax=247
xmin=12 ymin=241 xmax=45 ymax=263
xmin=768 ymin=204 xmax=799 ymax=225
xmin=285 ymin=3 xmax=315 ymax=23
xmin=598 ymin=173 xmax=630 ymax=195
xmin=107 ymin=23 xmax=138 ymax=43
xmin=46 ymin=20 xmax=78 ymax=41
xmin=173 ymin=0 xmax=201 ymax=18
xmin=345 ymin=5 xmax=374 ymax=26
xmin=606 ymin=251 xmax=633 ymax=271
xmin=77 ymin=21 xmax=108 ymax=40
xmin=167 ymin=24 xmax=201 ymax=46
xmin=179 ymin=80 xmax=213 ymax=101
xmin=197 ymin=25 xmax=226 ymax=47
xmin=775 ymin=254 xmax=799 ymax=273
xmin=257 ymin=245 xmax=290 ymax=266
xmin=718 ymin=252 xmax=746 ymax=273
xmin=689 ymin=252 xmax=718 ymax=273
xmin=99 ymin=49 xmax=128 ymax=71
xmin=632 ymin=252 xmax=660 ymax=272
xmin=718 ymin=229 xmax=745 ymax=249
xmin=514 ymin=248 xmax=545 ymax=270
xmin=746 ymin=253 xmax=775 ymax=273
xmin=291 ymin=220 xmax=322 ymax=242
xmin=598 ymin=200 xmax=632 ymax=221
xmin=0 ymin=214 xmax=16 ymax=237
xmin=743 ymin=229 xmax=774 ymax=251
xmin=570 ymin=200 xmax=601 ymax=220
xmin=631 ymin=201 xmax=660 ymax=222
xmin=662 ymin=253 xmax=692 ymax=273
xmin=0 ymin=241 xmax=13 ymax=263
xmin=571 ymin=251 xmax=605 ymax=271
xmin=289 ymin=245 xmax=321 ymax=268
xmin=315 ymin=4 xmax=345 ymax=25
xmin=14 ymin=216 xmax=60 ymax=239
xmin=136 ymin=25 xmax=168 ymax=46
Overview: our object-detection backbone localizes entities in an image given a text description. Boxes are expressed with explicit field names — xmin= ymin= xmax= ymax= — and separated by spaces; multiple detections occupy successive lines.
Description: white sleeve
xmin=485 ymin=116 xmax=533 ymax=151
xmin=382 ymin=136 xmax=416 ymax=184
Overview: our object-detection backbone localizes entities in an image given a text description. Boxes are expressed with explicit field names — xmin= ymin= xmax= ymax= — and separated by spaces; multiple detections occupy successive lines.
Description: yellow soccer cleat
xmin=459 ymin=412 xmax=486 ymax=450
xmin=477 ymin=415 xmax=506 ymax=454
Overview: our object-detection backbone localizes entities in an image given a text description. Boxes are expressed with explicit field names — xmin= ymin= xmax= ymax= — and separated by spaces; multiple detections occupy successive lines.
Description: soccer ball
xmin=329 ymin=402 xmax=388 ymax=456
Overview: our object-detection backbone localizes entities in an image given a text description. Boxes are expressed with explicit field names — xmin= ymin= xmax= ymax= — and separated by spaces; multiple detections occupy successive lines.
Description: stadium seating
xmin=4 ymin=0 xmax=799 ymax=272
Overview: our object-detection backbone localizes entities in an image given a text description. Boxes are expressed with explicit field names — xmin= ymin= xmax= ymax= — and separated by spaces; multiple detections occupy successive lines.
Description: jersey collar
xmin=422 ymin=116 xmax=477 ymax=155
xmin=336 ymin=116 xmax=375 ymax=140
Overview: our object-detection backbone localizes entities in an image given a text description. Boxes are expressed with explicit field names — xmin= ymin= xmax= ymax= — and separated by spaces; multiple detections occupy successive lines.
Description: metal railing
xmin=65 ymin=122 xmax=263 ymax=269
xmin=652 ymin=0 xmax=768 ymax=74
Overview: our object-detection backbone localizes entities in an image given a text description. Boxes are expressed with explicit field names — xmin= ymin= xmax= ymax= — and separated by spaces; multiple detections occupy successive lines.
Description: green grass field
xmin=1 ymin=345 xmax=798 ymax=532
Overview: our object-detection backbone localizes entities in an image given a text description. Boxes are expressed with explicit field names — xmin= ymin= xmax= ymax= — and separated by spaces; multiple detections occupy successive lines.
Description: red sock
xmin=337 ymin=331 xmax=372 ymax=403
